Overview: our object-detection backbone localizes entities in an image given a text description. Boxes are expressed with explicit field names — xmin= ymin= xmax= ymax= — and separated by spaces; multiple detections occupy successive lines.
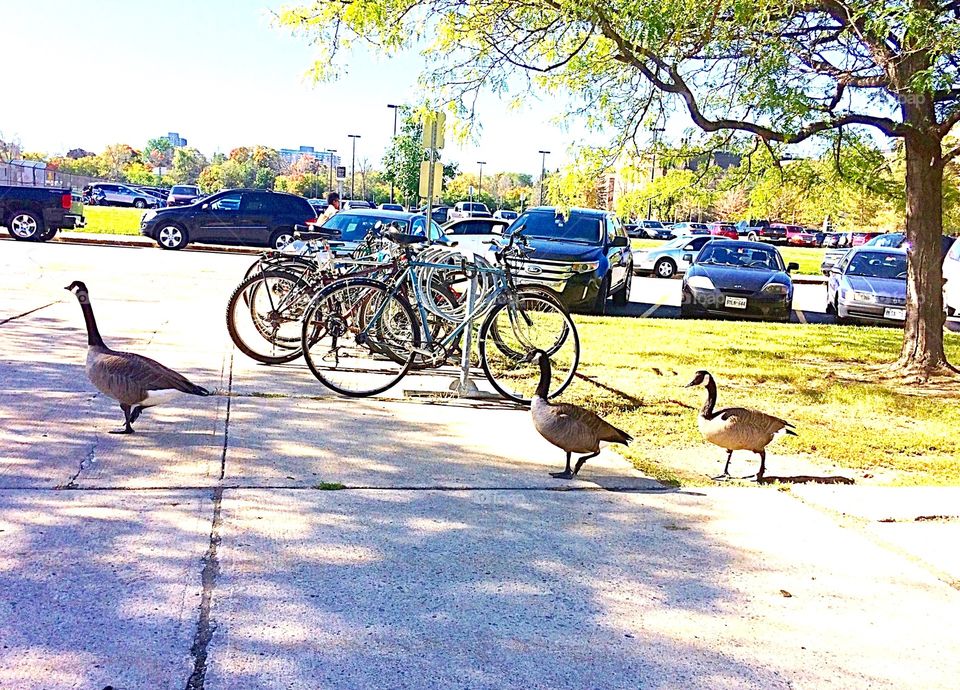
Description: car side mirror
xmin=611 ymin=235 xmax=629 ymax=248
xmin=787 ymin=262 xmax=800 ymax=273
xmin=682 ymin=253 xmax=694 ymax=263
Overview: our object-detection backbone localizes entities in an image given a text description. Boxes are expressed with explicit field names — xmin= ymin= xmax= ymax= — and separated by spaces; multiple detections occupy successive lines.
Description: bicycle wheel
xmin=478 ymin=290 xmax=580 ymax=404
xmin=226 ymin=269 xmax=316 ymax=364
xmin=301 ymin=278 xmax=419 ymax=397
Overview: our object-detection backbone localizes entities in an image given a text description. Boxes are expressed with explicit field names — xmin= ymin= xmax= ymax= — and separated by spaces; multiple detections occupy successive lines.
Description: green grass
xmin=632 ymin=238 xmax=826 ymax=275
xmin=77 ymin=206 xmax=145 ymax=236
xmin=563 ymin=318 xmax=960 ymax=486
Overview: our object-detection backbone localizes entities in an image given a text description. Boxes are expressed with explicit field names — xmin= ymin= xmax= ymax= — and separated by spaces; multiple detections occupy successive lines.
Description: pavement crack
xmin=0 ymin=300 xmax=60 ymax=326
xmin=220 ymin=352 xmax=234 ymax=481
xmin=185 ymin=487 xmax=224 ymax=690
xmin=57 ymin=437 xmax=98 ymax=490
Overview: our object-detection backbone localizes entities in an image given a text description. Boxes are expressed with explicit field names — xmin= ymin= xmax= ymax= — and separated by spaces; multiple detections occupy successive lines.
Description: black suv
xmin=140 ymin=189 xmax=316 ymax=250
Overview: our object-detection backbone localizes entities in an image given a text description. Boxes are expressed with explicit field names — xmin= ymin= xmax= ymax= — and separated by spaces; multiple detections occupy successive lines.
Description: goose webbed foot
xmin=711 ymin=472 xmax=733 ymax=481
xmin=110 ymin=425 xmax=134 ymax=435
xmin=550 ymin=470 xmax=575 ymax=480
xmin=111 ymin=405 xmax=135 ymax=434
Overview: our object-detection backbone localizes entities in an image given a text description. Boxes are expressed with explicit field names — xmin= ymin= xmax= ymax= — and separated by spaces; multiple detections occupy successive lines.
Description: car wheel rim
xmin=658 ymin=262 xmax=672 ymax=277
xmin=274 ymin=234 xmax=293 ymax=250
xmin=10 ymin=214 xmax=38 ymax=238
xmin=159 ymin=227 xmax=182 ymax=247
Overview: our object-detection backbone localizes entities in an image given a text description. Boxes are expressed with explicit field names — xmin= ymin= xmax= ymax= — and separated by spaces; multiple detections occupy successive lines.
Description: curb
xmin=1 ymin=232 xmax=262 ymax=256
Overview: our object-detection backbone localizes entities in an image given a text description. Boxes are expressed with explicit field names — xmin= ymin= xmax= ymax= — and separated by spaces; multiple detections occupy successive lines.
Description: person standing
xmin=318 ymin=191 xmax=341 ymax=225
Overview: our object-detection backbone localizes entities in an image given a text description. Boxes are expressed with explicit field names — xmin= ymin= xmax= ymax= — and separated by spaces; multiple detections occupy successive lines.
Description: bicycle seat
xmin=384 ymin=230 xmax=430 ymax=245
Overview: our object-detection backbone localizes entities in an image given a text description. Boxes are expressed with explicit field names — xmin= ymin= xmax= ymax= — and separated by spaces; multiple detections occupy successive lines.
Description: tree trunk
xmin=896 ymin=134 xmax=950 ymax=378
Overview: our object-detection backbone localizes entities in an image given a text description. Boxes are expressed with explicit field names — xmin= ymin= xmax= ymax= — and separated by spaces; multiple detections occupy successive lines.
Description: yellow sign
xmin=418 ymin=160 xmax=444 ymax=199
xmin=421 ymin=111 xmax=446 ymax=150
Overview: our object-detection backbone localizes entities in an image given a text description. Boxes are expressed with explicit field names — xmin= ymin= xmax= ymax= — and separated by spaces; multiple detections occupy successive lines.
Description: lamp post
xmin=387 ymin=104 xmax=399 ymax=203
xmin=647 ymin=127 xmax=665 ymax=220
xmin=347 ymin=134 xmax=361 ymax=199
xmin=326 ymin=149 xmax=337 ymax=197
xmin=477 ymin=161 xmax=486 ymax=201
xmin=538 ymin=150 xmax=550 ymax=206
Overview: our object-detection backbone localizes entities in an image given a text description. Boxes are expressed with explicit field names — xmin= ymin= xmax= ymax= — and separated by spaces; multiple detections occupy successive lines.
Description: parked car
xmin=307 ymin=199 xmax=329 ymax=216
xmin=633 ymin=235 xmax=715 ymax=278
xmin=822 ymin=232 xmax=842 ymax=248
xmin=448 ymin=201 xmax=492 ymax=221
xmin=706 ymin=222 xmax=739 ymax=240
xmin=784 ymin=225 xmax=818 ymax=247
xmin=635 ymin=219 xmax=674 ymax=240
xmin=850 ymin=231 xmax=881 ymax=246
xmin=86 ymin=182 xmax=159 ymax=209
xmin=140 ymin=189 xmax=316 ymax=250
xmin=736 ymin=220 xmax=787 ymax=243
xmin=167 ymin=185 xmax=201 ymax=207
xmin=1 ymin=184 xmax=86 ymax=241
xmin=441 ymin=217 xmax=510 ymax=257
xmin=417 ymin=205 xmax=451 ymax=224
xmin=672 ymin=221 xmax=710 ymax=236
xmin=341 ymin=199 xmax=372 ymax=210
xmin=378 ymin=203 xmax=405 ymax=212
xmin=306 ymin=209 xmax=445 ymax=252
xmin=681 ymin=240 xmax=798 ymax=322
xmin=864 ymin=232 xmax=955 ymax=260
xmin=827 ymin=247 xmax=907 ymax=325
xmin=493 ymin=209 xmax=519 ymax=221
xmin=944 ymin=237 xmax=960 ymax=316
xmin=501 ymin=207 xmax=633 ymax=314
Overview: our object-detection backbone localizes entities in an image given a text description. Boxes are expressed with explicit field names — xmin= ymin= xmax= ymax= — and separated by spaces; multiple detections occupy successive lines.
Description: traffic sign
xmin=336 ymin=166 xmax=346 ymax=179
xmin=418 ymin=161 xmax=444 ymax=199
xmin=421 ymin=111 xmax=446 ymax=150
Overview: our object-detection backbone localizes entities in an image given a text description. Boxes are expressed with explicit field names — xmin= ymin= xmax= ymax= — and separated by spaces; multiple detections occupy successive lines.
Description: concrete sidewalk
xmin=1 ymin=240 xmax=958 ymax=689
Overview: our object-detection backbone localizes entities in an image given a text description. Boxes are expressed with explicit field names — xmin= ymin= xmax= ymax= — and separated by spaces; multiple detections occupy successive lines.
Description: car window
xmin=507 ymin=212 xmax=602 ymax=243
xmin=451 ymin=220 xmax=495 ymax=235
xmin=698 ymin=243 xmax=783 ymax=270
xmin=949 ymin=239 xmax=960 ymax=261
xmin=240 ymin=193 xmax=273 ymax=213
xmin=410 ymin=216 xmax=444 ymax=240
xmin=846 ymin=252 xmax=907 ymax=279
xmin=210 ymin=192 xmax=242 ymax=212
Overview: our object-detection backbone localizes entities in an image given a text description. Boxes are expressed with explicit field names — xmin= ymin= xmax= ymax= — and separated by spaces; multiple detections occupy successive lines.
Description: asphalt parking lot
xmin=2 ymin=238 xmax=960 ymax=689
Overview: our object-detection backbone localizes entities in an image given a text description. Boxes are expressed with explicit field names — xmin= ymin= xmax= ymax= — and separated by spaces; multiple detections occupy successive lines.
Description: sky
xmin=1 ymin=0 xmax=630 ymax=177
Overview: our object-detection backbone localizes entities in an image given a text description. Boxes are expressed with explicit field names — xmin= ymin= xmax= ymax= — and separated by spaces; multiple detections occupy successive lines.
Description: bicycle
xmin=299 ymin=227 xmax=580 ymax=403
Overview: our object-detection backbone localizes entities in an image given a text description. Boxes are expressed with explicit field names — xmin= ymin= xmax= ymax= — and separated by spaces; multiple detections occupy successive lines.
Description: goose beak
xmin=683 ymin=379 xmax=697 ymax=388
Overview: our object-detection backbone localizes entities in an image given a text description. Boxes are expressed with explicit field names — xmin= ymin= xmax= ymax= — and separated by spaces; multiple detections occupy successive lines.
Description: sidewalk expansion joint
xmin=185 ymin=487 xmax=224 ymax=690
xmin=219 ymin=353 xmax=234 ymax=481
xmin=2 ymin=483 xmax=682 ymax=494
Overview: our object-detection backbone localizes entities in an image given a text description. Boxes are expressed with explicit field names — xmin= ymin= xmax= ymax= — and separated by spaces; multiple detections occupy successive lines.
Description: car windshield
xmin=507 ymin=212 xmax=602 ymax=243
xmin=846 ymin=252 xmax=907 ymax=279
xmin=698 ymin=244 xmax=782 ymax=270
xmin=466 ymin=203 xmax=488 ymax=212
xmin=451 ymin=222 xmax=502 ymax=235
xmin=172 ymin=186 xmax=197 ymax=194
xmin=643 ymin=220 xmax=664 ymax=228
xmin=868 ymin=234 xmax=904 ymax=248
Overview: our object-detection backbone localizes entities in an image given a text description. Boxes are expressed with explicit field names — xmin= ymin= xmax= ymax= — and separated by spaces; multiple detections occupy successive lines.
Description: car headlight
xmin=141 ymin=210 xmax=157 ymax=223
xmin=571 ymin=261 xmax=600 ymax=274
xmin=852 ymin=291 xmax=877 ymax=303
xmin=687 ymin=275 xmax=716 ymax=290
xmin=761 ymin=283 xmax=789 ymax=295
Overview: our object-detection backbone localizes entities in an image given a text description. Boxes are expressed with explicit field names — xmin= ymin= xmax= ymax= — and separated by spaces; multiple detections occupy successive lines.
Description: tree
xmin=97 ymin=144 xmax=138 ymax=181
xmin=143 ymin=138 xmax=174 ymax=183
xmin=0 ymin=134 xmax=22 ymax=162
xmin=171 ymin=148 xmax=208 ymax=184
xmin=280 ymin=0 xmax=960 ymax=379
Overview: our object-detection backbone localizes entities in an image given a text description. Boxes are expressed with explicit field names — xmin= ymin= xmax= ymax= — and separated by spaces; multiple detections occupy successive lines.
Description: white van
xmin=944 ymin=237 xmax=960 ymax=316
xmin=448 ymin=201 xmax=492 ymax=221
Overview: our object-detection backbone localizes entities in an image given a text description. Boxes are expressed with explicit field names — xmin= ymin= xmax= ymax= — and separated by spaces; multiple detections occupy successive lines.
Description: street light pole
xmin=348 ymin=134 xmax=361 ymax=199
xmin=477 ymin=161 xmax=486 ymax=201
xmin=326 ymin=149 xmax=337 ymax=197
xmin=538 ymin=150 xmax=550 ymax=206
xmin=387 ymin=104 xmax=399 ymax=204
xmin=647 ymin=127 xmax=665 ymax=220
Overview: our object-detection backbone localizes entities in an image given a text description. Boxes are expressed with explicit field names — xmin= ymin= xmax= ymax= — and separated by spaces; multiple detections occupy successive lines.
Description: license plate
xmin=724 ymin=296 xmax=748 ymax=309
xmin=884 ymin=307 xmax=906 ymax=320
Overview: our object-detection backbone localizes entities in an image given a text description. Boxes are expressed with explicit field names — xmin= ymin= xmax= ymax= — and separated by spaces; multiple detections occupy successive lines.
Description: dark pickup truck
xmin=1 ymin=185 xmax=86 ymax=241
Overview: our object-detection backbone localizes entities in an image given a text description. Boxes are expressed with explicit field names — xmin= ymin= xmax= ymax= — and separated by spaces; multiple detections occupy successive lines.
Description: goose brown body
xmin=686 ymin=370 xmax=796 ymax=480
xmin=529 ymin=350 xmax=631 ymax=478
xmin=66 ymin=281 xmax=211 ymax=433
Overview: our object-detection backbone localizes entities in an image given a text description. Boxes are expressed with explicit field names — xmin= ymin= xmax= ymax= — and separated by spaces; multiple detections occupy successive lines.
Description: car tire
xmin=7 ymin=209 xmax=44 ymax=241
xmin=134 ymin=199 xmax=146 ymax=209
xmin=613 ymin=268 xmax=632 ymax=305
xmin=269 ymin=229 xmax=295 ymax=251
xmin=38 ymin=226 xmax=58 ymax=242
xmin=654 ymin=258 xmax=677 ymax=279
xmin=834 ymin=298 xmax=851 ymax=324
xmin=747 ymin=232 xmax=758 ymax=241
xmin=157 ymin=223 xmax=189 ymax=250
xmin=592 ymin=276 xmax=610 ymax=316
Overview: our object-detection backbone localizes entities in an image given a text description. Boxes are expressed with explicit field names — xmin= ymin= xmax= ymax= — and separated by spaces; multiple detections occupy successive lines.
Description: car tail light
xmin=305 ymin=217 xmax=317 ymax=225
xmin=62 ymin=193 xmax=72 ymax=209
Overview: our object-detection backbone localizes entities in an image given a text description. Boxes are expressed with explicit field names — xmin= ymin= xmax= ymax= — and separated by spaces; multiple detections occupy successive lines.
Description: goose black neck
xmin=535 ymin=354 xmax=551 ymax=399
xmin=76 ymin=292 xmax=105 ymax=347
xmin=701 ymin=376 xmax=717 ymax=418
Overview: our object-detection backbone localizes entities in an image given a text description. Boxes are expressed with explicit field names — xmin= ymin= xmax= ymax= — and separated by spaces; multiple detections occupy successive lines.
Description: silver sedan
xmin=633 ymin=235 xmax=714 ymax=278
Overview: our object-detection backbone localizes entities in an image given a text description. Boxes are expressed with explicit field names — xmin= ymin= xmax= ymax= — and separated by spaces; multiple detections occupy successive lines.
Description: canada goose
xmin=685 ymin=370 xmax=796 ymax=480
xmin=528 ymin=349 xmax=632 ymax=479
xmin=65 ymin=281 xmax=212 ymax=434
